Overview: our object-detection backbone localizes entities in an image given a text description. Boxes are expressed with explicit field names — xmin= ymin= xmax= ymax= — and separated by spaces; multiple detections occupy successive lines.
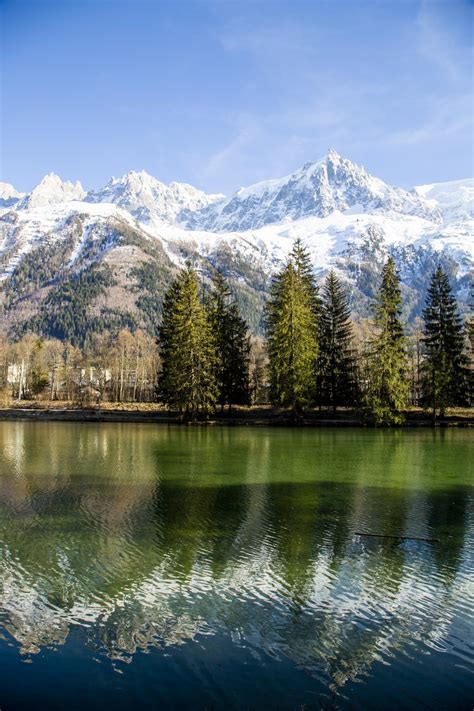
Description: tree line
xmin=155 ymin=240 xmax=472 ymax=423
xmin=0 ymin=239 xmax=471 ymax=422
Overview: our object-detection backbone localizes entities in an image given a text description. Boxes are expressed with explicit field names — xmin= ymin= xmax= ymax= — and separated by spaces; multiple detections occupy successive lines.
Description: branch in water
xmin=354 ymin=532 xmax=439 ymax=543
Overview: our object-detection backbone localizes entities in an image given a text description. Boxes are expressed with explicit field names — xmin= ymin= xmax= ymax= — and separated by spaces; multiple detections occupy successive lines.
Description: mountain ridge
xmin=85 ymin=170 xmax=224 ymax=225
xmin=183 ymin=150 xmax=443 ymax=231
xmin=1 ymin=151 xmax=472 ymax=345
xmin=7 ymin=149 xmax=461 ymax=222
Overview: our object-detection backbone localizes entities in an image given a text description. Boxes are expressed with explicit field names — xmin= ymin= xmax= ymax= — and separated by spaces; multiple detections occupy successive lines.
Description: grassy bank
xmin=0 ymin=402 xmax=472 ymax=426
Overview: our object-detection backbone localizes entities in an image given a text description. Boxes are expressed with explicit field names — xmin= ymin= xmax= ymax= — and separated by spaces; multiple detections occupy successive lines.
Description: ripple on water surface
xmin=0 ymin=423 xmax=472 ymax=709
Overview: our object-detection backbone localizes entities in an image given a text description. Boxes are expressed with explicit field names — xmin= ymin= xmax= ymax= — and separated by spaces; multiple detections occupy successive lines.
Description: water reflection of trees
xmin=0 ymin=423 xmax=471 ymax=692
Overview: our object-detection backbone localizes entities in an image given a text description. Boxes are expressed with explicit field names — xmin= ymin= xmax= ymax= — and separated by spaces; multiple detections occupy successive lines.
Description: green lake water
xmin=0 ymin=422 xmax=472 ymax=709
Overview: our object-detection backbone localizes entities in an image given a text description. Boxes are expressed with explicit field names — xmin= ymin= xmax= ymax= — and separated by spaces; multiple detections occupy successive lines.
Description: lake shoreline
xmin=0 ymin=407 xmax=472 ymax=427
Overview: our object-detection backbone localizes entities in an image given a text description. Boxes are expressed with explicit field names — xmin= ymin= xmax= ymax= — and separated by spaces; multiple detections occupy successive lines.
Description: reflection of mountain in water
xmin=0 ymin=423 xmax=472 ymax=695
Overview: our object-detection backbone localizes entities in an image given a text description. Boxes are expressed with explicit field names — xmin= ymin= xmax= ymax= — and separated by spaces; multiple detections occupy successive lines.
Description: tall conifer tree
xmin=290 ymin=238 xmax=321 ymax=315
xmin=318 ymin=270 xmax=358 ymax=410
xmin=208 ymin=270 xmax=250 ymax=411
xmin=364 ymin=257 xmax=408 ymax=424
xmin=422 ymin=266 xmax=469 ymax=419
xmin=265 ymin=241 xmax=319 ymax=413
xmin=468 ymin=284 xmax=474 ymax=402
xmin=157 ymin=264 xmax=217 ymax=419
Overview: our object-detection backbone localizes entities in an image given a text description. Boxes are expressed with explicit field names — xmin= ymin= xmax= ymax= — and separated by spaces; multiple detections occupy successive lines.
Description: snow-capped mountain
xmin=184 ymin=149 xmax=441 ymax=232
xmin=0 ymin=152 xmax=472 ymax=344
xmin=414 ymin=179 xmax=474 ymax=223
xmin=86 ymin=170 xmax=224 ymax=225
xmin=16 ymin=173 xmax=86 ymax=210
xmin=0 ymin=182 xmax=24 ymax=209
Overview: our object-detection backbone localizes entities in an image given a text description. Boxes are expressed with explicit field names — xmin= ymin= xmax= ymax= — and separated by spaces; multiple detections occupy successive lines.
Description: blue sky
xmin=1 ymin=0 xmax=472 ymax=194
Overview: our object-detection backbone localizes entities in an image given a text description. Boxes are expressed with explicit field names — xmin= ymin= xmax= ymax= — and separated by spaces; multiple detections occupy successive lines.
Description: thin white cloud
xmin=416 ymin=0 xmax=472 ymax=83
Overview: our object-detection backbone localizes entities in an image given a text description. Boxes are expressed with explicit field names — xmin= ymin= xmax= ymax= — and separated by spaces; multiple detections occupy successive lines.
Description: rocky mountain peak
xmin=17 ymin=173 xmax=86 ymax=210
xmin=0 ymin=182 xmax=24 ymax=209
xmin=184 ymin=151 xmax=441 ymax=232
xmin=86 ymin=170 xmax=224 ymax=224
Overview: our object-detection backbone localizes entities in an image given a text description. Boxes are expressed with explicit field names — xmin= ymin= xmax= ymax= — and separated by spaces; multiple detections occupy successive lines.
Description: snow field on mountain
xmin=0 ymin=151 xmax=472 ymax=300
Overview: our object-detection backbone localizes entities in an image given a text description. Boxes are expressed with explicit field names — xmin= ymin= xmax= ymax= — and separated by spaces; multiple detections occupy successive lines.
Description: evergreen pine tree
xmin=208 ymin=270 xmax=250 ymax=411
xmin=421 ymin=266 xmax=470 ymax=419
xmin=468 ymin=284 xmax=474 ymax=403
xmin=157 ymin=264 xmax=217 ymax=419
xmin=265 ymin=241 xmax=319 ymax=414
xmin=364 ymin=256 xmax=408 ymax=424
xmin=290 ymin=238 xmax=321 ymax=315
xmin=317 ymin=270 xmax=358 ymax=411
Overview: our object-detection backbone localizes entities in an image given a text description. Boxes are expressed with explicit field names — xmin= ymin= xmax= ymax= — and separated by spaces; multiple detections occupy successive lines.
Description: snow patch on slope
xmin=0 ymin=201 xmax=140 ymax=281
xmin=148 ymin=208 xmax=473 ymax=281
